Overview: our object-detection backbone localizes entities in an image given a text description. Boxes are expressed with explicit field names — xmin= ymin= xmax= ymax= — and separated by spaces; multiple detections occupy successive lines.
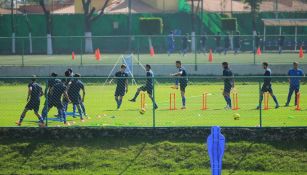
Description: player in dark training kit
xmin=42 ymin=79 xmax=71 ymax=125
xmin=114 ymin=64 xmax=128 ymax=109
xmin=222 ymin=62 xmax=234 ymax=110
xmin=68 ymin=73 xmax=86 ymax=121
xmin=257 ymin=62 xmax=279 ymax=109
xmin=16 ymin=76 xmax=45 ymax=127
xmin=171 ymin=61 xmax=188 ymax=109
xmin=129 ymin=64 xmax=158 ymax=109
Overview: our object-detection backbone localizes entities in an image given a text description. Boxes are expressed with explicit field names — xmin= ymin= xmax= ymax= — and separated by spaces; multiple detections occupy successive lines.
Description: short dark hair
xmin=293 ymin=61 xmax=298 ymax=65
xmin=31 ymin=75 xmax=37 ymax=82
xmin=67 ymin=68 xmax=73 ymax=73
xmin=74 ymin=73 xmax=81 ymax=77
xmin=51 ymin=72 xmax=58 ymax=77
xmin=145 ymin=64 xmax=151 ymax=69
xmin=262 ymin=62 xmax=269 ymax=67
xmin=222 ymin=62 xmax=228 ymax=67
xmin=176 ymin=61 xmax=181 ymax=65
xmin=64 ymin=70 xmax=70 ymax=77
xmin=121 ymin=64 xmax=127 ymax=69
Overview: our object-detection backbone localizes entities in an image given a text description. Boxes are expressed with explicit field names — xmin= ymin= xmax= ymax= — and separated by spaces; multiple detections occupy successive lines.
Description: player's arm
xmin=27 ymin=86 xmax=32 ymax=101
xmin=170 ymin=71 xmax=183 ymax=76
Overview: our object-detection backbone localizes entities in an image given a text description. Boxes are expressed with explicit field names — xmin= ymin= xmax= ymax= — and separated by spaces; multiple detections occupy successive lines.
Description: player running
xmin=170 ymin=61 xmax=188 ymax=109
xmin=285 ymin=62 xmax=305 ymax=106
xmin=16 ymin=76 xmax=45 ymax=127
xmin=42 ymin=79 xmax=70 ymax=125
xmin=222 ymin=62 xmax=234 ymax=110
xmin=257 ymin=62 xmax=279 ymax=109
xmin=114 ymin=64 xmax=128 ymax=110
xmin=129 ymin=64 xmax=158 ymax=109
xmin=68 ymin=73 xmax=86 ymax=121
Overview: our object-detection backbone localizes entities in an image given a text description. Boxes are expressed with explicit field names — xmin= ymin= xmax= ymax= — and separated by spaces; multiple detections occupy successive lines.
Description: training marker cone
xmin=257 ymin=47 xmax=261 ymax=56
xmin=72 ymin=51 xmax=75 ymax=60
xmin=299 ymin=46 xmax=304 ymax=59
xmin=208 ymin=49 xmax=213 ymax=62
xmin=150 ymin=46 xmax=155 ymax=57
xmin=95 ymin=48 xmax=101 ymax=61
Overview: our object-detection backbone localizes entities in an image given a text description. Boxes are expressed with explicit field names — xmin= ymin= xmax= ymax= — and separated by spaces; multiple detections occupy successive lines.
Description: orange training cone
xmin=208 ymin=49 xmax=213 ymax=62
xmin=299 ymin=46 xmax=304 ymax=59
xmin=257 ymin=47 xmax=261 ymax=56
xmin=150 ymin=46 xmax=155 ymax=57
xmin=72 ymin=51 xmax=75 ymax=60
xmin=95 ymin=48 xmax=101 ymax=61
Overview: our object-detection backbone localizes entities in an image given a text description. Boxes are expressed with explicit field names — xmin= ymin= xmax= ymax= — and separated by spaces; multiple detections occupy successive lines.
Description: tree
xmin=243 ymin=0 xmax=263 ymax=33
xmin=82 ymin=0 xmax=110 ymax=53
xmin=10 ymin=0 xmax=16 ymax=54
xmin=39 ymin=0 xmax=53 ymax=55
xmin=22 ymin=0 xmax=33 ymax=54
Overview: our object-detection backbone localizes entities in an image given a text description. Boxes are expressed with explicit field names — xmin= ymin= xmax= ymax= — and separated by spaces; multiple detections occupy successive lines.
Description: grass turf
xmin=0 ymin=137 xmax=306 ymax=174
xmin=0 ymin=81 xmax=306 ymax=127
xmin=0 ymin=52 xmax=305 ymax=66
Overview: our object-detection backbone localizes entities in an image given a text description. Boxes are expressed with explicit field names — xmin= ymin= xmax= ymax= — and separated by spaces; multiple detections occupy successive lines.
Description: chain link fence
xmin=0 ymin=72 xmax=306 ymax=127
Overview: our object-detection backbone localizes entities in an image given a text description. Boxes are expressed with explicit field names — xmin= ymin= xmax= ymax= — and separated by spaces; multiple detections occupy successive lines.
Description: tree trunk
xmin=29 ymin=33 xmax=32 ymax=54
xmin=47 ymin=34 xmax=53 ymax=55
xmin=84 ymin=32 xmax=93 ymax=53
xmin=11 ymin=33 xmax=15 ymax=54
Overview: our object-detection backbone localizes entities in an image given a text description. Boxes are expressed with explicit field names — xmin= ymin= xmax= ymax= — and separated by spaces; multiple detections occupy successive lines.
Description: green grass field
xmin=1 ymin=81 xmax=306 ymax=127
xmin=0 ymin=52 xmax=305 ymax=66
xmin=0 ymin=137 xmax=306 ymax=174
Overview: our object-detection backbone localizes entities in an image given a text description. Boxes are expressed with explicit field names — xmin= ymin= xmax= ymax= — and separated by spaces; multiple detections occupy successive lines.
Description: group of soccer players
xmin=17 ymin=60 xmax=304 ymax=126
xmin=16 ymin=68 xmax=87 ymax=127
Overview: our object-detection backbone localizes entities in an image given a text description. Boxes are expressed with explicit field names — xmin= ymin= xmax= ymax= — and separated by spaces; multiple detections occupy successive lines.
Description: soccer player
xmin=222 ymin=62 xmax=234 ymax=110
xmin=16 ymin=76 xmax=44 ymax=127
xmin=278 ymin=34 xmax=285 ymax=54
xmin=42 ymin=79 xmax=70 ymax=125
xmin=215 ymin=32 xmax=221 ymax=54
xmin=257 ymin=62 xmax=279 ymax=109
xmin=233 ymin=31 xmax=241 ymax=54
xmin=255 ymin=32 xmax=261 ymax=53
xmin=170 ymin=61 xmax=188 ymax=109
xmin=224 ymin=33 xmax=230 ymax=55
xmin=200 ymin=32 xmax=207 ymax=54
xmin=45 ymin=72 xmax=61 ymax=96
xmin=167 ymin=31 xmax=175 ymax=56
xmin=63 ymin=70 xmax=73 ymax=112
xmin=285 ymin=62 xmax=305 ymax=106
xmin=181 ymin=33 xmax=189 ymax=56
xmin=68 ymin=73 xmax=85 ymax=121
xmin=114 ymin=64 xmax=128 ymax=109
xmin=129 ymin=64 xmax=158 ymax=109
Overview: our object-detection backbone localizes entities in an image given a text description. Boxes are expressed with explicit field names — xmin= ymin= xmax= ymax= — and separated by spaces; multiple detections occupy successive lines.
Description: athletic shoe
xmin=256 ymin=106 xmax=260 ymax=110
xmin=38 ymin=122 xmax=45 ymax=127
xmin=129 ymin=99 xmax=136 ymax=102
xmin=181 ymin=106 xmax=186 ymax=110
xmin=275 ymin=105 xmax=280 ymax=109
xmin=284 ymin=103 xmax=289 ymax=107
xmin=15 ymin=121 xmax=21 ymax=126
xmin=81 ymin=119 xmax=85 ymax=122
xmin=224 ymin=105 xmax=231 ymax=110
xmin=64 ymin=122 xmax=71 ymax=126
xmin=154 ymin=105 xmax=158 ymax=110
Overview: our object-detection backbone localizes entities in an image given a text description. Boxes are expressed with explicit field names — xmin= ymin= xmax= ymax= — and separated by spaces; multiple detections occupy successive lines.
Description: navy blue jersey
xmin=178 ymin=67 xmax=188 ymax=84
xmin=146 ymin=70 xmax=154 ymax=89
xmin=68 ymin=80 xmax=84 ymax=99
xmin=288 ymin=68 xmax=304 ymax=87
xmin=28 ymin=82 xmax=42 ymax=101
xmin=263 ymin=68 xmax=272 ymax=85
xmin=223 ymin=68 xmax=234 ymax=87
xmin=51 ymin=82 xmax=67 ymax=101
xmin=115 ymin=71 xmax=128 ymax=89
xmin=48 ymin=78 xmax=61 ymax=89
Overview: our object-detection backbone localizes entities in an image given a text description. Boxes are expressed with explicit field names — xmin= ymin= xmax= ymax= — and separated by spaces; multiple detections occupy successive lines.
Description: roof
xmin=18 ymin=4 xmax=74 ymax=14
xmin=262 ymin=19 xmax=307 ymax=26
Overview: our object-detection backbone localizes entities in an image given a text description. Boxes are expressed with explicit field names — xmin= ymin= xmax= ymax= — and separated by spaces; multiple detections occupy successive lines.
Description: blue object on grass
xmin=207 ymin=126 xmax=225 ymax=175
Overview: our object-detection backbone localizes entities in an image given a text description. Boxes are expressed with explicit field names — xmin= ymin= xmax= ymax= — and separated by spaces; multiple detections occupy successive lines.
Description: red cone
xmin=299 ymin=46 xmax=304 ymax=59
xmin=95 ymin=48 xmax=101 ymax=61
xmin=72 ymin=51 xmax=75 ymax=60
xmin=150 ymin=46 xmax=155 ymax=57
xmin=257 ymin=47 xmax=261 ymax=56
xmin=208 ymin=49 xmax=213 ymax=62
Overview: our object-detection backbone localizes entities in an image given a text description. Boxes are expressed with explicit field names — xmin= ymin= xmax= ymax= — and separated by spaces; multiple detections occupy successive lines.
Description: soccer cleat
xmin=154 ymin=105 xmax=158 ymax=110
xmin=64 ymin=122 xmax=71 ymax=126
xmin=181 ymin=106 xmax=186 ymax=110
xmin=224 ymin=105 xmax=231 ymax=110
xmin=275 ymin=104 xmax=280 ymax=109
xmin=38 ymin=122 xmax=45 ymax=127
xmin=129 ymin=99 xmax=136 ymax=102
xmin=284 ymin=103 xmax=289 ymax=107
xmin=256 ymin=106 xmax=260 ymax=110
xmin=15 ymin=121 xmax=21 ymax=126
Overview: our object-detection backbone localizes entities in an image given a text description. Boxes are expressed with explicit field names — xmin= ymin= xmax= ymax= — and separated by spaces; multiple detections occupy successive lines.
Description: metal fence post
xmin=22 ymin=38 xmax=24 ymax=66
xmin=152 ymin=77 xmax=156 ymax=128
xmin=80 ymin=37 xmax=83 ymax=66
xmin=259 ymin=81 xmax=262 ymax=127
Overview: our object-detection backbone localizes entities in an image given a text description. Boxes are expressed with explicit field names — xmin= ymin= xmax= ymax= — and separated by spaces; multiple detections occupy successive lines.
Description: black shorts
xmin=139 ymin=85 xmax=153 ymax=95
xmin=224 ymin=85 xmax=232 ymax=94
xmin=48 ymin=99 xmax=64 ymax=109
xmin=115 ymin=87 xmax=125 ymax=97
xmin=261 ymin=84 xmax=273 ymax=93
xmin=25 ymin=100 xmax=40 ymax=113
xmin=70 ymin=96 xmax=81 ymax=105
xmin=180 ymin=83 xmax=187 ymax=92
